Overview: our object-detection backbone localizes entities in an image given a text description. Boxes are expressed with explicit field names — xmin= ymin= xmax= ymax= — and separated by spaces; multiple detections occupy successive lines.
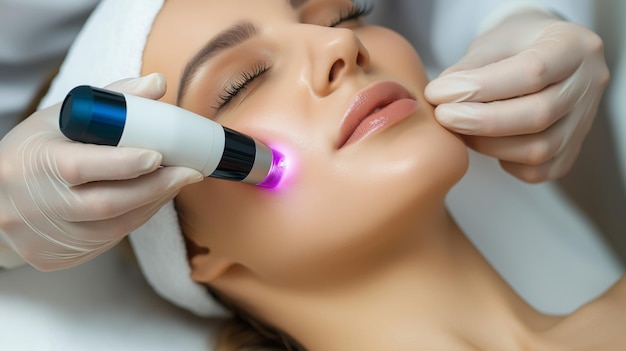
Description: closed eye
xmin=327 ymin=1 xmax=373 ymax=27
xmin=213 ymin=62 xmax=270 ymax=110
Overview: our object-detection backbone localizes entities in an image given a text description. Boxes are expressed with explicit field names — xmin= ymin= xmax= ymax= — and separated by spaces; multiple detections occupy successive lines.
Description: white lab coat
xmin=0 ymin=1 xmax=624 ymax=350
xmin=368 ymin=0 xmax=595 ymax=77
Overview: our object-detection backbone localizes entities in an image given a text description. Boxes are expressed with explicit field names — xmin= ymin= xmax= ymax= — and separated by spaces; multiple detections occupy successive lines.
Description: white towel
xmin=39 ymin=0 xmax=229 ymax=318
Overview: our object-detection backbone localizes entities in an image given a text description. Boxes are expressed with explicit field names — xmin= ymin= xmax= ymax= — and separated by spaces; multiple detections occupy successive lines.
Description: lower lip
xmin=344 ymin=98 xmax=418 ymax=147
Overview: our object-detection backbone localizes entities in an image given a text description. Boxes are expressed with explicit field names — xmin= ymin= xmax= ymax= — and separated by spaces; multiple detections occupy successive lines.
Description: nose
xmin=308 ymin=27 xmax=370 ymax=97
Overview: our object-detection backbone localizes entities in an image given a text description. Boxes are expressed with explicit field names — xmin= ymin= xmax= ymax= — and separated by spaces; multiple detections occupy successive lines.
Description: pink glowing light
xmin=257 ymin=148 xmax=287 ymax=188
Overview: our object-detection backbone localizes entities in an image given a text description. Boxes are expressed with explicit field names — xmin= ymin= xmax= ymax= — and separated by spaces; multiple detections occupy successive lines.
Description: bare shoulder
xmin=546 ymin=276 xmax=626 ymax=350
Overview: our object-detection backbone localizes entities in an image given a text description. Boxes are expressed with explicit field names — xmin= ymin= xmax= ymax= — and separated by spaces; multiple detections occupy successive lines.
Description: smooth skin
xmin=142 ymin=1 xmax=625 ymax=350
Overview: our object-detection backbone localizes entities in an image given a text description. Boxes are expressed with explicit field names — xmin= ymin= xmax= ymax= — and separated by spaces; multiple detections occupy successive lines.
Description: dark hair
xmin=208 ymin=288 xmax=306 ymax=351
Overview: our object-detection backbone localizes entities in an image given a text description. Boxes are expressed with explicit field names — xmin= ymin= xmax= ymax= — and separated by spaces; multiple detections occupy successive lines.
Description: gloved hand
xmin=425 ymin=8 xmax=609 ymax=183
xmin=0 ymin=73 xmax=203 ymax=271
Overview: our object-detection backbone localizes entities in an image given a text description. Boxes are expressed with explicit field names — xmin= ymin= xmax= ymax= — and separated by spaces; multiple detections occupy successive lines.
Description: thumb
xmin=104 ymin=73 xmax=167 ymax=100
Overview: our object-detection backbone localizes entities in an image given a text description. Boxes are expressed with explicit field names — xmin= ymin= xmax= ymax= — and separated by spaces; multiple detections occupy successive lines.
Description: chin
xmin=356 ymin=110 xmax=469 ymax=193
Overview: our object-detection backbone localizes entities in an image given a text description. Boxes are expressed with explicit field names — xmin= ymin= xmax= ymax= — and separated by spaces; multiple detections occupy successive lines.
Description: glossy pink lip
xmin=337 ymin=81 xmax=418 ymax=149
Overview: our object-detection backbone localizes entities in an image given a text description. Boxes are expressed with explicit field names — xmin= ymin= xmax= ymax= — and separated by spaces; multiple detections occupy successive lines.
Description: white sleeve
xmin=367 ymin=0 xmax=595 ymax=75
xmin=0 ymin=0 xmax=99 ymax=137
xmin=477 ymin=0 xmax=594 ymax=34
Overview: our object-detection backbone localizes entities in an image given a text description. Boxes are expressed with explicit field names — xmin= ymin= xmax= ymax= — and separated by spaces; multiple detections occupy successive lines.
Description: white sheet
xmin=449 ymin=151 xmax=624 ymax=314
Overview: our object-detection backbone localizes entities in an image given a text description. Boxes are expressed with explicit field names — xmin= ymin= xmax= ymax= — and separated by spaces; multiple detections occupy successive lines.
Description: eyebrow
xmin=177 ymin=21 xmax=259 ymax=105
xmin=176 ymin=0 xmax=311 ymax=105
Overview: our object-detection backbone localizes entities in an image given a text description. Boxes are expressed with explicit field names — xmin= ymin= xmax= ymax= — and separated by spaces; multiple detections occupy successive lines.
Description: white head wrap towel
xmin=39 ymin=0 xmax=229 ymax=317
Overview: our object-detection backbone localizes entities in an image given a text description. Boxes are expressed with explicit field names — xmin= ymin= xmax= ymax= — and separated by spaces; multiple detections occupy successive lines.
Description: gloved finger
xmin=63 ymin=189 xmax=179 ymax=245
xmin=60 ymin=166 xmax=203 ymax=222
xmin=499 ymin=142 xmax=582 ymax=183
xmin=434 ymin=81 xmax=576 ymax=137
xmin=25 ymin=240 xmax=121 ymax=272
xmin=498 ymin=114 xmax=592 ymax=183
xmin=52 ymin=141 xmax=163 ymax=185
xmin=30 ymin=193 xmax=176 ymax=271
xmin=462 ymin=117 xmax=568 ymax=166
xmin=425 ymin=35 xmax=583 ymax=104
xmin=104 ymin=72 xmax=167 ymax=100
xmin=48 ymin=76 xmax=169 ymax=185
xmin=462 ymin=101 xmax=594 ymax=167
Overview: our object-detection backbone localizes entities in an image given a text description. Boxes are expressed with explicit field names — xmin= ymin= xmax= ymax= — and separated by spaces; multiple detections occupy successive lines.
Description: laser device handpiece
xmin=59 ymin=85 xmax=285 ymax=188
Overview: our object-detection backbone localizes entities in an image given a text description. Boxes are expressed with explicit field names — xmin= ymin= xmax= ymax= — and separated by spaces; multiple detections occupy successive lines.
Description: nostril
xmin=356 ymin=52 xmax=367 ymax=68
xmin=329 ymin=59 xmax=345 ymax=82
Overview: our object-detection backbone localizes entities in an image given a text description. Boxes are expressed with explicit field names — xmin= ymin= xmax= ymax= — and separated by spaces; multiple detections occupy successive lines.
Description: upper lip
xmin=336 ymin=81 xmax=415 ymax=149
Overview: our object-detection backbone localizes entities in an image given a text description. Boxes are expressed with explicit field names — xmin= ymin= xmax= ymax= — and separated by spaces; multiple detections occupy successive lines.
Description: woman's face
xmin=142 ymin=0 xmax=468 ymax=289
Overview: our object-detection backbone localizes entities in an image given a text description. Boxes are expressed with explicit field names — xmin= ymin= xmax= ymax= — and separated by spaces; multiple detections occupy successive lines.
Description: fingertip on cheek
xmin=422 ymin=86 xmax=444 ymax=106
xmin=424 ymin=74 xmax=479 ymax=104
xmin=434 ymin=105 xmax=480 ymax=135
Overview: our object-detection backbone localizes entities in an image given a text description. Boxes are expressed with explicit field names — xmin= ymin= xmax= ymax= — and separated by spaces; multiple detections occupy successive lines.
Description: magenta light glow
xmin=257 ymin=148 xmax=287 ymax=188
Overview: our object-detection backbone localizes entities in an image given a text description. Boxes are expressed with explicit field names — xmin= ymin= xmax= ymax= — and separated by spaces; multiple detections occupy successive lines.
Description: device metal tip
xmin=257 ymin=149 xmax=286 ymax=188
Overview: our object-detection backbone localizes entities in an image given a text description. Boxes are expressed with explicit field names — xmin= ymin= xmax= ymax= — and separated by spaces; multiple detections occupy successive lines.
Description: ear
xmin=184 ymin=234 xmax=233 ymax=283
xmin=189 ymin=252 xmax=233 ymax=283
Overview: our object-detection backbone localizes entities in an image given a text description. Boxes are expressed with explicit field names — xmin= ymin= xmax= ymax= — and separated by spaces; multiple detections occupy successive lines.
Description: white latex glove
xmin=425 ymin=8 xmax=609 ymax=183
xmin=0 ymin=74 xmax=203 ymax=271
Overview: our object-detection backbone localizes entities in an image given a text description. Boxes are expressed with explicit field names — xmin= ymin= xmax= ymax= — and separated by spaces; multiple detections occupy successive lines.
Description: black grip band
xmin=210 ymin=127 xmax=256 ymax=181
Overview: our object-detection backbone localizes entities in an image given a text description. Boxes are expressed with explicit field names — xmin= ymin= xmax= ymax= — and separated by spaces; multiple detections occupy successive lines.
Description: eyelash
xmin=328 ymin=1 xmax=374 ymax=28
xmin=213 ymin=1 xmax=374 ymax=110
xmin=214 ymin=62 xmax=270 ymax=110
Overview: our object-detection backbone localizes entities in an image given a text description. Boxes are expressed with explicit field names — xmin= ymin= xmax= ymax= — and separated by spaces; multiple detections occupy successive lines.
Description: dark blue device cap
xmin=59 ymin=85 xmax=127 ymax=146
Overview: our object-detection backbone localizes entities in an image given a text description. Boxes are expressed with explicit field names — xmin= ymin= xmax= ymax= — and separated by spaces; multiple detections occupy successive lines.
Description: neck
xmin=262 ymin=207 xmax=561 ymax=351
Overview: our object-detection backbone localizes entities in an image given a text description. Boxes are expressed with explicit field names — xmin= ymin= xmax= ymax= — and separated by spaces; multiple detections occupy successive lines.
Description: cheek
xmin=176 ymin=123 xmax=467 ymax=288
xmin=176 ymin=150 xmax=364 ymax=250
xmin=177 ymin=142 xmax=409 ymax=286
xmin=361 ymin=27 xmax=429 ymax=88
